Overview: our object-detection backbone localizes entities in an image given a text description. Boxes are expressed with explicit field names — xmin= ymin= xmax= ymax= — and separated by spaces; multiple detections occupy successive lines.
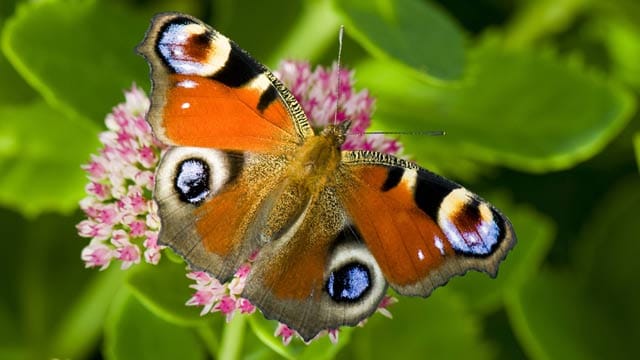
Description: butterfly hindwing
xmin=339 ymin=151 xmax=516 ymax=296
xmin=154 ymin=147 xmax=293 ymax=280
xmin=137 ymin=12 xmax=313 ymax=152
xmin=241 ymin=186 xmax=388 ymax=341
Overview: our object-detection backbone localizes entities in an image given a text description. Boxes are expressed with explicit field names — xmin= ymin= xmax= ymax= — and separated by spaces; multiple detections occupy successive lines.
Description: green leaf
xmin=248 ymin=316 xmax=297 ymax=360
xmin=333 ymin=0 xmax=465 ymax=81
xmin=126 ymin=257 xmax=208 ymax=326
xmin=263 ymin=0 xmax=342 ymax=67
xmin=507 ymin=178 xmax=640 ymax=359
xmin=298 ymin=327 xmax=352 ymax=360
xmin=0 ymin=209 xmax=27 ymax=359
xmin=449 ymin=195 xmax=555 ymax=313
xmin=357 ymin=37 xmax=635 ymax=174
xmin=212 ymin=0 xmax=323 ymax=68
xmin=594 ymin=0 xmax=640 ymax=35
xmin=1 ymin=0 xmax=149 ymax=121
xmin=104 ymin=290 xmax=206 ymax=360
xmin=0 ymin=304 xmax=22 ymax=359
xmin=49 ymin=267 xmax=126 ymax=359
xmin=634 ymin=132 xmax=640 ymax=171
xmin=0 ymin=49 xmax=35 ymax=105
xmin=600 ymin=19 xmax=640 ymax=89
xmin=503 ymin=0 xmax=587 ymax=48
xmin=0 ymin=101 xmax=99 ymax=216
xmin=573 ymin=178 xmax=640 ymax=339
xmin=247 ymin=315 xmax=352 ymax=360
xmin=0 ymin=0 xmax=37 ymax=105
xmin=0 ymin=210 xmax=122 ymax=359
xmin=506 ymin=270 xmax=613 ymax=360
xmin=340 ymin=289 xmax=494 ymax=360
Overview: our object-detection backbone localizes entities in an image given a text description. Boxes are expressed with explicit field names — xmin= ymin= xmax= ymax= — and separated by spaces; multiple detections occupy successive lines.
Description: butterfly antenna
xmin=333 ymin=25 xmax=345 ymax=126
xmin=363 ymin=130 xmax=446 ymax=136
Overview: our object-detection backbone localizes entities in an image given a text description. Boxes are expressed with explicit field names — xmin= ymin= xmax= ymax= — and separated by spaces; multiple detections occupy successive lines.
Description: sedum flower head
xmin=77 ymin=85 xmax=166 ymax=270
xmin=78 ymin=61 xmax=401 ymax=344
xmin=275 ymin=60 xmax=402 ymax=154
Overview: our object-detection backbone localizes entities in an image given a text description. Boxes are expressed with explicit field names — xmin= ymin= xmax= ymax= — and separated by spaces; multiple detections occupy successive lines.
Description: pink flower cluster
xmin=185 ymin=251 xmax=398 ymax=345
xmin=78 ymin=61 xmax=402 ymax=345
xmin=77 ymin=85 xmax=166 ymax=270
xmin=275 ymin=60 xmax=402 ymax=154
xmin=186 ymin=263 xmax=257 ymax=322
xmin=273 ymin=295 xmax=398 ymax=345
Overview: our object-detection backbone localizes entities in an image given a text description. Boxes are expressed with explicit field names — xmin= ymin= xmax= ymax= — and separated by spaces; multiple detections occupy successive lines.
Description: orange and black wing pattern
xmin=339 ymin=151 xmax=516 ymax=296
xmin=137 ymin=12 xmax=313 ymax=153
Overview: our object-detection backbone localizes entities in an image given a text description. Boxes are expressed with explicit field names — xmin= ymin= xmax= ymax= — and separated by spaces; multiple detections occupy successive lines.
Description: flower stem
xmin=218 ymin=315 xmax=247 ymax=360
xmin=196 ymin=322 xmax=220 ymax=358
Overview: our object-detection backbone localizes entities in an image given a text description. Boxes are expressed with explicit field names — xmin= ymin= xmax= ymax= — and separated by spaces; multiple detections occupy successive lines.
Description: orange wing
xmin=241 ymin=187 xmax=388 ymax=341
xmin=339 ymin=151 xmax=516 ymax=296
xmin=137 ymin=12 xmax=313 ymax=152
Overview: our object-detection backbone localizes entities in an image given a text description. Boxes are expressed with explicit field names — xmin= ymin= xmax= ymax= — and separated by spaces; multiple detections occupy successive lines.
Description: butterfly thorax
xmin=289 ymin=123 xmax=348 ymax=187
xmin=257 ymin=124 xmax=347 ymax=243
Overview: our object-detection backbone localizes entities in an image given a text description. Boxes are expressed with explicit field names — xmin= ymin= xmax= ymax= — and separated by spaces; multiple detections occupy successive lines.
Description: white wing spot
xmin=181 ymin=102 xmax=191 ymax=109
xmin=177 ymin=80 xmax=198 ymax=89
xmin=434 ymin=236 xmax=445 ymax=255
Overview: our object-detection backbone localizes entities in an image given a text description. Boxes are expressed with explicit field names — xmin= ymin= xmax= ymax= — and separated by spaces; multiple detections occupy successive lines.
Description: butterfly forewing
xmin=339 ymin=151 xmax=516 ymax=296
xmin=137 ymin=12 xmax=313 ymax=152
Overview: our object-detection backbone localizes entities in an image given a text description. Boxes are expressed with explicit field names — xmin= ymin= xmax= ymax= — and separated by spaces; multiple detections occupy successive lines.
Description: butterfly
xmin=137 ymin=12 xmax=516 ymax=341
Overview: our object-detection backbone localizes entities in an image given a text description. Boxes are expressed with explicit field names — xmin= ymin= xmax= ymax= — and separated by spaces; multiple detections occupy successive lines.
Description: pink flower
xmin=213 ymin=296 xmax=238 ymax=322
xmin=275 ymin=60 xmax=402 ymax=154
xmin=327 ymin=329 xmax=339 ymax=344
xmin=143 ymin=232 xmax=162 ymax=264
xmin=274 ymin=323 xmax=297 ymax=346
xmin=237 ymin=298 xmax=256 ymax=314
xmin=185 ymin=272 xmax=226 ymax=315
xmin=376 ymin=295 xmax=398 ymax=319
xmin=77 ymin=85 xmax=166 ymax=270
xmin=81 ymin=241 xmax=113 ymax=270
xmin=185 ymin=258 xmax=252 ymax=319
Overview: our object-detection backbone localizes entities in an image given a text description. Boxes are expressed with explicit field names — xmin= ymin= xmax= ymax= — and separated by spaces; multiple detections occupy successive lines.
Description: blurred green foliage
xmin=0 ymin=0 xmax=638 ymax=359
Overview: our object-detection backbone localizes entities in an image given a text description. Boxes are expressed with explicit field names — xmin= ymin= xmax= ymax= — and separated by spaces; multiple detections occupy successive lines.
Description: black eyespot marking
xmin=174 ymin=158 xmax=210 ymax=205
xmin=381 ymin=167 xmax=404 ymax=191
xmin=326 ymin=262 xmax=371 ymax=303
xmin=155 ymin=17 xmax=200 ymax=72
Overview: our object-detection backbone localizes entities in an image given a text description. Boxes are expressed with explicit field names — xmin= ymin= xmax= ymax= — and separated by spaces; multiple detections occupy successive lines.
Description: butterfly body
xmin=138 ymin=12 xmax=516 ymax=341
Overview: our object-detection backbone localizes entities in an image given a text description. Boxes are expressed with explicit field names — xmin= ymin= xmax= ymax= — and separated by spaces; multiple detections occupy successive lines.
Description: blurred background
xmin=1 ymin=0 xmax=639 ymax=359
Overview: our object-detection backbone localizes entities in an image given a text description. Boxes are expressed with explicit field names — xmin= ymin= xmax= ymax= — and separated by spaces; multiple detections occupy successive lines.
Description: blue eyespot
xmin=326 ymin=262 xmax=371 ymax=302
xmin=175 ymin=158 xmax=210 ymax=205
